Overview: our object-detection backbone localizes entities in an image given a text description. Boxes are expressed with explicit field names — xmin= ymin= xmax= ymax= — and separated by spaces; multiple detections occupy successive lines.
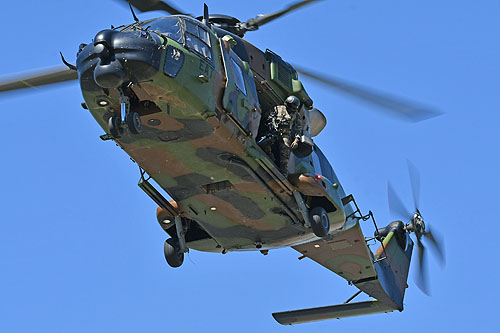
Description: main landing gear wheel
xmin=309 ymin=206 xmax=330 ymax=238
xmin=126 ymin=112 xmax=142 ymax=134
xmin=164 ymin=238 xmax=184 ymax=268
xmin=108 ymin=115 xmax=123 ymax=138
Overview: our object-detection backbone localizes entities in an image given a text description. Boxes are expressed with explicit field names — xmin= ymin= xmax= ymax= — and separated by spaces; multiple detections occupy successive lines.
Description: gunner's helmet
xmin=284 ymin=96 xmax=300 ymax=111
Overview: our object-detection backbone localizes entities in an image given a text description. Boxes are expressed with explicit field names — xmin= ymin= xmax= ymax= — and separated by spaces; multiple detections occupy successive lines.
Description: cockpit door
xmin=219 ymin=37 xmax=261 ymax=138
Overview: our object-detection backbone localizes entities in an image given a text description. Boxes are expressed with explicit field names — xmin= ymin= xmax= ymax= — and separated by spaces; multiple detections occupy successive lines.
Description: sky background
xmin=0 ymin=0 xmax=498 ymax=331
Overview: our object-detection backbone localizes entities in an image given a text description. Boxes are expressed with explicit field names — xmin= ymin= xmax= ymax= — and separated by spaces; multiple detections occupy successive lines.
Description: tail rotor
xmin=387 ymin=161 xmax=445 ymax=295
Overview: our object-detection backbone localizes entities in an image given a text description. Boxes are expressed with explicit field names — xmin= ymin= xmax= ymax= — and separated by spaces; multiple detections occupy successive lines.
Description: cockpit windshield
xmin=142 ymin=17 xmax=183 ymax=44
xmin=123 ymin=16 xmax=212 ymax=61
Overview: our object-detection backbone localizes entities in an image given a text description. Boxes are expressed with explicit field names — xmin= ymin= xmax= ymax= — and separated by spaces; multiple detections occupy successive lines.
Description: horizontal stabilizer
xmin=272 ymin=300 xmax=396 ymax=325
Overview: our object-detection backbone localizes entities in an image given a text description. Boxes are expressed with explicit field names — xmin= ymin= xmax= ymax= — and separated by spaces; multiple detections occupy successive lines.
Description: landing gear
xmin=107 ymin=113 xmax=142 ymax=137
xmin=108 ymin=115 xmax=123 ymax=138
xmin=107 ymin=88 xmax=142 ymax=137
xmin=309 ymin=206 xmax=330 ymax=237
xmin=126 ymin=112 xmax=142 ymax=134
xmin=164 ymin=238 xmax=184 ymax=268
xmin=164 ymin=216 xmax=188 ymax=268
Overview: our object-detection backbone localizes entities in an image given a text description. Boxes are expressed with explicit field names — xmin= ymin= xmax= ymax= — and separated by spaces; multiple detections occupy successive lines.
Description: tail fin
xmin=355 ymin=230 xmax=414 ymax=310
xmin=281 ymin=220 xmax=414 ymax=325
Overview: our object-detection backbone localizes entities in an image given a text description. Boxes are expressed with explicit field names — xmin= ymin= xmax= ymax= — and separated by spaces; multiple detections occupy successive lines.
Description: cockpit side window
xmin=183 ymin=19 xmax=212 ymax=60
xmin=198 ymin=28 xmax=210 ymax=45
xmin=184 ymin=20 xmax=199 ymax=36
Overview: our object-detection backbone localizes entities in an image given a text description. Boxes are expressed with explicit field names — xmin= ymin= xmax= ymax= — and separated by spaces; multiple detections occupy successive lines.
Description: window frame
xmin=182 ymin=18 xmax=213 ymax=61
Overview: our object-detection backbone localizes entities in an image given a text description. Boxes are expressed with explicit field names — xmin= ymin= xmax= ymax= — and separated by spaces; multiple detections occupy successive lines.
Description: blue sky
xmin=0 ymin=0 xmax=498 ymax=331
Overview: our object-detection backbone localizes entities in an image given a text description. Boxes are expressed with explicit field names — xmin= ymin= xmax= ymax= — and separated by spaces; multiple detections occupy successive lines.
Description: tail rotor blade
xmin=387 ymin=182 xmax=411 ymax=221
xmin=407 ymin=159 xmax=421 ymax=211
xmin=415 ymin=240 xmax=430 ymax=296
xmin=425 ymin=226 xmax=446 ymax=266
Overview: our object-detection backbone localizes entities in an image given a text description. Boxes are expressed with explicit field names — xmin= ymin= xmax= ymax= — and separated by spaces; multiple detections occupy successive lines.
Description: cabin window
xmin=184 ymin=19 xmax=212 ymax=60
xmin=230 ymin=58 xmax=247 ymax=95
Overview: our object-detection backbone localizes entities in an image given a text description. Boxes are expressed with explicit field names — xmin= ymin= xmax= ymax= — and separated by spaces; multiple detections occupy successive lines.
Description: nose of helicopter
xmin=76 ymin=28 xmax=163 ymax=90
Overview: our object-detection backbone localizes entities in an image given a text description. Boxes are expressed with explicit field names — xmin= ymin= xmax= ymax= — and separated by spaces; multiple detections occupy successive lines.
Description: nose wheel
xmin=108 ymin=112 xmax=142 ymax=137
xmin=126 ymin=112 xmax=142 ymax=134
xmin=107 ymin=89 xmax=142 ymax=138
xmin=108 ymin=115 xmax=123 ymax=138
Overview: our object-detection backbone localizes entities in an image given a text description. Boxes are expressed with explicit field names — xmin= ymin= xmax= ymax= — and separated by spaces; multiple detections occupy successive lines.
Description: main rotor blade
xmin=244 ymin=0 xmax=322 ymax=30
xmin=407 ymin=160 xmax=421 ymax=211
xmin=387 ymin=181 xmax=411 ymax=221
xmin=0 ymin=66 xmax=77 ymax=95
xmin=117 ymin=0 xmax=188 ymax=16
xmin=425 ymin=226 xmax=446 ymax=265
xmin=295 ymin=67 xmax=442 ymax=122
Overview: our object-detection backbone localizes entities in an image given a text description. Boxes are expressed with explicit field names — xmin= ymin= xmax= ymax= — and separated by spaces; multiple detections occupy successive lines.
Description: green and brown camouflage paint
xmin=80 ymin=26 xmax=347 ymax=253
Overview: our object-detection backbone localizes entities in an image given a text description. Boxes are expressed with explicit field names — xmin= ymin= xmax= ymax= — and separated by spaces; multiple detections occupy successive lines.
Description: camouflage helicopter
xmin=0 ymin=0 xmax=445 ymax=325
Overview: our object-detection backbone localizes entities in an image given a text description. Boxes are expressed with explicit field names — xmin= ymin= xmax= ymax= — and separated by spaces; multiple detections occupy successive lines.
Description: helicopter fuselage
xmin=77 ymin=15 xmax=349 ymax=252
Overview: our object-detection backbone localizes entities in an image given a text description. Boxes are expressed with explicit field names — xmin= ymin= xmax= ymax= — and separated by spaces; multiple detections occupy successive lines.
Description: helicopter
xmin=0 ymin=0 xmax=445 ymax=325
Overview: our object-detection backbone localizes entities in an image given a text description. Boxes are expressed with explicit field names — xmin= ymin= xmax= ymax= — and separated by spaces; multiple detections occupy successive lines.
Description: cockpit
xmin=124 ymin=16 xmax=213 ymax=61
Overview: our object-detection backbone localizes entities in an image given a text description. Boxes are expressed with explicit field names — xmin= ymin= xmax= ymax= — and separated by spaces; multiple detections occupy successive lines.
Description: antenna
xmin=202 ymin=3 xmax=210 ymax=27
xmin=128 ymin=2 xmax=139 ymax=22
xmin=60 ymin=52 xmax=77 ymax=71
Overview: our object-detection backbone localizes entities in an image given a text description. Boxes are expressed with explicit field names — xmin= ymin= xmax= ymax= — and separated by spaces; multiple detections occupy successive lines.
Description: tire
xmin=126 ymin=112 xmax=142 ymax=134
xmin=164 ymin=238 xmax=184 ymax=268
xmin=309 ymin=206 xmax=330 ymax=238
xmin=108 ymin=116 xmax=123 ymax=137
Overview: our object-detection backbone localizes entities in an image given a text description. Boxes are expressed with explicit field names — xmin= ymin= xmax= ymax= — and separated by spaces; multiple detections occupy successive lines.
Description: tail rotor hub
xmin=412 ymin=211 xmax=426 ymax=239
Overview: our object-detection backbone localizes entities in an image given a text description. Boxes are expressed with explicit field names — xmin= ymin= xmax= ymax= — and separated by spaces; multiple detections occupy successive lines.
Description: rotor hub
xmin=408 ymin=211 xmax=426 ymax=240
